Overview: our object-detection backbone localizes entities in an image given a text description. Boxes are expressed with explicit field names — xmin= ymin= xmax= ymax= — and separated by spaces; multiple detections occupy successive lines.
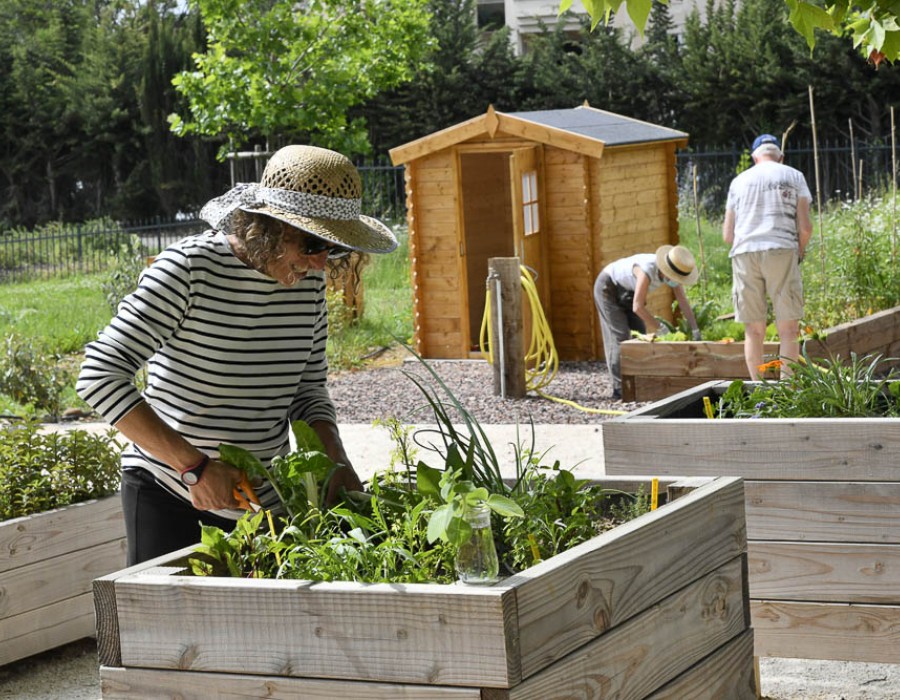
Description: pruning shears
xmin=233 ymin=475 xmax=261 ymax=512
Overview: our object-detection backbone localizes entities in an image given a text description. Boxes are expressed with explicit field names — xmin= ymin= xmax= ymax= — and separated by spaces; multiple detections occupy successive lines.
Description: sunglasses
xmin=303 ymin=237 xmax=352 ymax=260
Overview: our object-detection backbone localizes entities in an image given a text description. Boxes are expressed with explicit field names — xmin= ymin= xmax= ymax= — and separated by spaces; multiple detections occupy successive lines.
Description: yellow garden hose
xmin=480 ymin=266 xmax=626 ymax=416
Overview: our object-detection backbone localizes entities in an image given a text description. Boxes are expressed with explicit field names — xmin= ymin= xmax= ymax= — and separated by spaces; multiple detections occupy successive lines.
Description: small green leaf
xmin=219 ymin=444 xmax=267 ymax=479
xmin=427 ymin=503 xmax=454 ymax=543
xmin=416 ymin=461 xmax=442 ymax=499
xmin=486 ymin=494 xmax=525 ymax=518
xmin=291 ymin=420 xmax=326 ymax=453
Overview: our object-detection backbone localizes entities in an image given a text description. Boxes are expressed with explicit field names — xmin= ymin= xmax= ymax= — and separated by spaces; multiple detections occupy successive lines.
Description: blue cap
xmin=752 ymin=134 xmax=779 ymax=151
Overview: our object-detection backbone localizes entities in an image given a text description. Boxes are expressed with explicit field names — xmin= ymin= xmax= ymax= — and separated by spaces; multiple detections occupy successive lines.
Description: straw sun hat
xmin=200 ymin=145 xmax=397 ymax=254
xmin=656 ymin=244 xmax=699 ymax=286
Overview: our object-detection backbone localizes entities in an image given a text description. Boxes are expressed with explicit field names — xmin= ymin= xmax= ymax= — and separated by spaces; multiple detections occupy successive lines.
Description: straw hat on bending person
xmin=656 ymin=244 xmax=700 ymax=287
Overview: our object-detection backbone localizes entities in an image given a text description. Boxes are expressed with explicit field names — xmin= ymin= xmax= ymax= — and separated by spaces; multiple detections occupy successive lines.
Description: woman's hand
xmin=186 ymin=458 xmax=244 ymax=511
xmin=326 ymin=464 xmax=364 ymax=507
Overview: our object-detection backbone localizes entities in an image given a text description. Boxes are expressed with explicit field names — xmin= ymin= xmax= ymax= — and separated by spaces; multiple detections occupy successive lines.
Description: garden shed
xmin=389 ymin=104 xmax=689 ymax=360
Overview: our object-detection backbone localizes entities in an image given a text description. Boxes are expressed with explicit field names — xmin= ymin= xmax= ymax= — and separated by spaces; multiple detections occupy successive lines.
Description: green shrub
xmin=101 ymin=235 xmax=147 ymax=314
xmin=0 ymin=421 xmax=122 ymax=519
xmin=0 ymin=333 xmax=75 ymax=420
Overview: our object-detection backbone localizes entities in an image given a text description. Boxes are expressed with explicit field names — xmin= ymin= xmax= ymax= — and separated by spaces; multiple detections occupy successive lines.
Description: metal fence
xmin=677 ymin=142 xmax=897 ymax=214
xmin=0 ymin=165 xmax=408 ymax=285
xmin=0 ymin=145 xmax=892 ymax=284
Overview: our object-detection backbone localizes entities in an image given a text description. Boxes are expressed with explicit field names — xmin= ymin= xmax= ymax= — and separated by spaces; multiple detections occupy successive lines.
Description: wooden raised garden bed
xmin=94 ymin=476 xmax=756 ymax=699
xmin=603 ymin=382 xmax=900 ymax=663
xmin=620 ymin=303 xmax=900 ymax=401
xmin=1 ymin=495 xmax=126 ymax=665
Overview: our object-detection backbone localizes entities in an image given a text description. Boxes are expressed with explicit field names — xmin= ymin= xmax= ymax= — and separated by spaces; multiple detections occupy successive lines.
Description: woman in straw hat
xmin=77 ymin=145 xmax=397 ymax=565
xmin=592 ymin=245 xmax=701 ymax=400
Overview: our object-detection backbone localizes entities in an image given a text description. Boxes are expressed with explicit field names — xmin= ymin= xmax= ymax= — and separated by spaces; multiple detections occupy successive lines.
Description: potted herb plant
xmin=0 ymin=420 xmax=123 ymax=665
xmin=605 ymin=352 xmax=900 ymax=665
xmin=94 ymin=363 xmax=756 ymax=698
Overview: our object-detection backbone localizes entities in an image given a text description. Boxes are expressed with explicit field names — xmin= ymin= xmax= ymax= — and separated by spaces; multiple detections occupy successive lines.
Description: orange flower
xmin=757 ymin=360 xmax=783 ymax=373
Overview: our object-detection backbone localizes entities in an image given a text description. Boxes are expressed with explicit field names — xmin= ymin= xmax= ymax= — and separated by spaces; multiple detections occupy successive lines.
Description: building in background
xmin=477 ymin=0 xmax=711 ymax=54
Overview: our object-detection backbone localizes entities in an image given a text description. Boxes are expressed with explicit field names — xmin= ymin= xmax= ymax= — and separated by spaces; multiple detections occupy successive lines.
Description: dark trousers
xmin=593 ymin=272 xmax=647 ymax=393
xmin=121 ymin=468 xmax=235 ymax=566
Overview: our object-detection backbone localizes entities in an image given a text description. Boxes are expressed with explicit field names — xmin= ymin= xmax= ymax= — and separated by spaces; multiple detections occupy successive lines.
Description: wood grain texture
xmin=0 ymin=538 xmax=124 ymax=618
xmin=604 ymin=417 xmax=900 ymax=481
xmin=745 ymin=480 xmax=900 ymax=543
xmin=0 ymin=495 xmax=126 ymax=665
xmin=752 ymin=600 xmax=900 ymax=662
xmin=114 ymin=577 xmax=520 ymax=688
xmin=99 ymin=666 xmax=484 ymax=699
xmin=507 ymin=557 xmax=750 ymax=700
xmin=511 ymin=477 xmax=746 ymax=678
xmin=748 ymin=541 xmax=900 ymax=603
xmin=646 ymin=629 xmax=757 ymax=700
xmin=0 ymin=593 xmax=96 ymax=666
xmin=0 ymin=495 xmax=124 ymax=572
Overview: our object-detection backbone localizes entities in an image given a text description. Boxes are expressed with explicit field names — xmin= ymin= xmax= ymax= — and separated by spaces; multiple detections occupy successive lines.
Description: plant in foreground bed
xmin=193 ymin=357 xmax=651 ymax=583
xmin=717 ymin=351 xmax=900 ymax=419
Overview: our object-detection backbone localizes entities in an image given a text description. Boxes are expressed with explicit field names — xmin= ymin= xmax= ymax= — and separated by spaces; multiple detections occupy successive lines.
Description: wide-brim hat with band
xmin=199 ymin=145 xmax=397 ymax=254
xmin=656 ymin=244 xmax=699 ymax=286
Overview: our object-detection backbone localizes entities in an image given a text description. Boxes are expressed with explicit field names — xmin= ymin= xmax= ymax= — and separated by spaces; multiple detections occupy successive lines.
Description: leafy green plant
xmin=193 ymin=354 xmax=654 ymax=584
xmin=220 ymin=420 xmax=358 ymax=520
xmin=717 ymin=351 xmax=900 ymax=418
xmin=101 ymin=235 xmax=147 ymax=314
xmin=0 ymin=333 xmax=75 ymax=420
xmin=0 ymin=420 xmax=122 ymax=519
xmin=417 ymin=465 xmax=523 ymax=548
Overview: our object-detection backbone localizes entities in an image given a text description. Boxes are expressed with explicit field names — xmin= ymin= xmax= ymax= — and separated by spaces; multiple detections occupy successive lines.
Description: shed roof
xmin=389 ymin=105 xmax=689 ymax=165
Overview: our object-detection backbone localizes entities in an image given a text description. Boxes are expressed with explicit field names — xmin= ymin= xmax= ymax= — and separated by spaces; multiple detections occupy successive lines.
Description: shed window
xmin=522 ymin=170 xmax=539 ymax=236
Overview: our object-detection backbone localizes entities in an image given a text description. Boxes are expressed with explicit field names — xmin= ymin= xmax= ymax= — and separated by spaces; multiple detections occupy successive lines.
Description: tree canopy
xmin=564 ymin=0 xmax=900 ymax=64
xmin=168 ymin=0 xmax=434 ymax=156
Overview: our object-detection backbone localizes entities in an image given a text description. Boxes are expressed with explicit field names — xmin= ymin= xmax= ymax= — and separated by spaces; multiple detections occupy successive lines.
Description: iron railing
xmin=1 ymin=145 xmax=893 ymax=284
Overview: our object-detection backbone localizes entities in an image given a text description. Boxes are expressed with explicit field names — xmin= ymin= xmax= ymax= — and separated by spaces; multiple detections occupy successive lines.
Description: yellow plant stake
xmin=651 ymin=478 xmax=659 ymax=511
xmin=265 ymin=510 xmax=282 ymax=568
xmin=703 ymin=396 xmax=715 ymax=420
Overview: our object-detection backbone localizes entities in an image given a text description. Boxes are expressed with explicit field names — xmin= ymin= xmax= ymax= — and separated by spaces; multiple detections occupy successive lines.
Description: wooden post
xmin=487 ymin=257 xmax=526 ymax=398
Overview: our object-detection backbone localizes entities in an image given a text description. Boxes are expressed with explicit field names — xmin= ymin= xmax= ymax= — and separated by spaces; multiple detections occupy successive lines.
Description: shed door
xmin=509 ymin=147 xmax=548 ymax=304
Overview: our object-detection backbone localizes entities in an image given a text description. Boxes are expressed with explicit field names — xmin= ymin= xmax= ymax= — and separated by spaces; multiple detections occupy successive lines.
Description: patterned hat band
xmin=200 ymin=182 xmax=361 ymax=230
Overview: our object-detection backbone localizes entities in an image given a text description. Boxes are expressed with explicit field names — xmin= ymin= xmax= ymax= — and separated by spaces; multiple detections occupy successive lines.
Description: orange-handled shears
xmin=233 ymin=475 xmax=261 ymax=512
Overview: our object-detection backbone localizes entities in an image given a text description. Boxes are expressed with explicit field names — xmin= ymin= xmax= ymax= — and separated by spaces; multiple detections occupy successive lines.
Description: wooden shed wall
xmin=406 ymin=151 xmax=463 ymax=358
xmin=590 ymin=144 xmax=679 ymax=359
xmin=543 ymin=147 xmax=594 ymax=360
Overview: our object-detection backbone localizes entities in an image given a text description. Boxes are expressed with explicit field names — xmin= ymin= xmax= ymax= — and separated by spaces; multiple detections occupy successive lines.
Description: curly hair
xmin=229 ymin=211 xmax=358 ymax=280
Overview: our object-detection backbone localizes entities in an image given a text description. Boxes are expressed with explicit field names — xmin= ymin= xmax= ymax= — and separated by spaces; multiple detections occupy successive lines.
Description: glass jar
xmin=455 ymin=503 xmax=499 ymax=585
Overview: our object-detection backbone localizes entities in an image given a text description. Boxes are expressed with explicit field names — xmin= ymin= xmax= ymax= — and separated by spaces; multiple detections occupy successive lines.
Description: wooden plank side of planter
xmin=646 ymin=628 xmax=757 ymax=700
xmin=1 ymin=538 xmax=125 ymax=618
xmin=805 ymin=305 xmax=900 ymax=361
xmin=749 ymin=541 xmax=900 ymax=604
xmin=744 ymin=481 xmax=900 ymax=543
xmin=620 ymin=340 xmax=777 ymax=379
xmin=752 ymin=600 xmax=900 ymax=663
xmin=603 ymin=418 xmax=900 ymax=481
xmin=99 ymin=666 xmax=485 ymax=699
xmin=511 ymin=476 xmax=747 ymax=679
xmin=0 ymin=495 xmax=124 ymax=573
xmin=112 ymin=575 xmax=519 ymax=688
xmin=504 ymin=557 xmax=750 ymax=700
xmin=0 ymin=592 xmax=95 ymax=666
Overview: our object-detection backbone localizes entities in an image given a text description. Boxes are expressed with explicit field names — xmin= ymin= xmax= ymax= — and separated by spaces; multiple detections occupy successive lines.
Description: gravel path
xmin=327 ymin=356 xmax=642 ymax=424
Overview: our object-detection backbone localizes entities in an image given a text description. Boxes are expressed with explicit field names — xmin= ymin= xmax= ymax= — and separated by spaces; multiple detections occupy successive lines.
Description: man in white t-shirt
xmin=723 ymin=134 xmax=813 ymax=380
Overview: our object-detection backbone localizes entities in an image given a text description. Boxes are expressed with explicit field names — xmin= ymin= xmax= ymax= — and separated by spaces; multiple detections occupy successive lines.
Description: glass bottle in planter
xmin=455 ymin=503 xmax=499 ymax=585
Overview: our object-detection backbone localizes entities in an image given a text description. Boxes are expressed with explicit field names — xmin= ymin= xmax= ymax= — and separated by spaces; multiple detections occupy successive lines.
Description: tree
xmin=169 ymin=0 xmax=434 ymax=157
xmin=566 ymin=0 xmax=900 ymax=64
xmin=354 ymin=0 xmax=520 ymax=156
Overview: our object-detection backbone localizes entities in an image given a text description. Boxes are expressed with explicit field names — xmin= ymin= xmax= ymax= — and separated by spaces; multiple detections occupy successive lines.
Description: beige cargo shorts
xmin=732 ymin=248 xmax=803 ymax=323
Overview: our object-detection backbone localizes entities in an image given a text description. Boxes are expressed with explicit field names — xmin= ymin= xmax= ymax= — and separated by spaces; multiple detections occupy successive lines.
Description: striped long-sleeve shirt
xmin=76 ymin=230 xmax=336 ymax=518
